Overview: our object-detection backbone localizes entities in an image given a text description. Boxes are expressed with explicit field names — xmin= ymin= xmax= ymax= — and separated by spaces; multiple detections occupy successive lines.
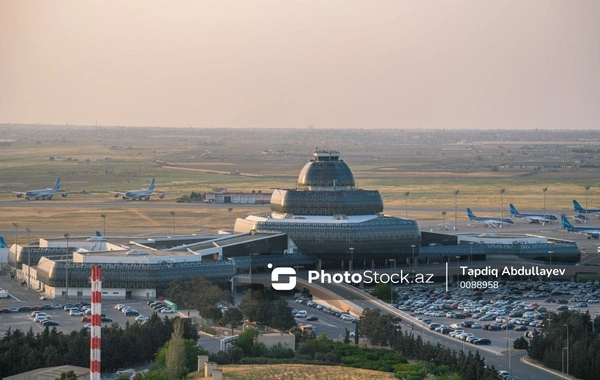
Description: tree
xmin=232 ymin=328 xmax=259 ymax=356
xmin=220 ymin=308 xmax=244 ymax=335
xmin=513 ymin=337 xmax=529 ymax=349
xmin=370 ymin=283 xmax=398 ymax=303
xmin=344 ymin=327 xmax=350 ymax=344
xmin=55 ymin=371 xmax=77 ymax=380
xmin=165 ymin=319 xmax=186 ymax=380
xmin=238 ymin=289 xmax=296 ymax=330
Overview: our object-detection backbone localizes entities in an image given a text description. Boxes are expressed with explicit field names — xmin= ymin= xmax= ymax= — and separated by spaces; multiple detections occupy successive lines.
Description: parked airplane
xmin=509 ymin=204 xmax=557 ymax=224
xmin=12 ymin=178 xmax=68 ymax=200
xmin=572 ymin=200 xmax=600 ymax=217
xmin=109 ymin=178 xmax=165 ymax=200
xmin=561 ymin=215 xmax=600 ymax=239
xmin=87 ymin=231 xmax=106 ymax=242
xmin=466 ymin=208 xmax=514 ymax=228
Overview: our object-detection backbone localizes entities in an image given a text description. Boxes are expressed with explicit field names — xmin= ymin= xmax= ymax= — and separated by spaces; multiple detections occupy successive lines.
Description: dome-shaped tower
xmin=297 ymin=151 xmax=356 ymax=190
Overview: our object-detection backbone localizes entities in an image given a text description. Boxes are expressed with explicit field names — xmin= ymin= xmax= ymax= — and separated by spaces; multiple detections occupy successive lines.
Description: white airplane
xmin=109 ymin=178 xmax=165 ymax=200
xmin=466 ymin=208 xmax=514 ymax=228
xmin=562 ymin=215 xmax=600 ymax=239
xmin=509 ymin=204 xmax=557 ymax=224
xmin=12 ymin=178 xmax=68 ymax=200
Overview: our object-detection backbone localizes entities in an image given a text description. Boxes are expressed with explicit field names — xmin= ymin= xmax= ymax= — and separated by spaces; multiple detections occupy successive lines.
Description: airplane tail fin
xmin=562 ymin=215 xmax=573 ymax=229
xmin=95 ymin=231 xmax=102 ymax=237
xmin=573 ymin=200 xmax=584 ymax=212
xmin=54 ymin=178 xmax=61 ymax=190
xmin=509 ymin=204 xmax=518 ymax=215
xmin=466 ymin=208 xmax=475 ymax=218
xmin=0 ymin=236 xmax=6 ymax=248
xmin=149 ymin=178 xmax=155 ymax=191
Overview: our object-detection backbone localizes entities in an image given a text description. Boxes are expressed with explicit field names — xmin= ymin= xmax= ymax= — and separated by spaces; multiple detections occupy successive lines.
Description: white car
xmin=34 ymin=315 xmax=51 ymax=323
xmin=161 ymin=308 xmax=175 ymax=314
xmin=340 ymin=314 xmax=354 ymax=321
xmin=135 ymin=315 xmax=149 ymax=322
xmin=70 ymin=310 xmax=84 ymax=316
xmin=295 ymin=310 xmax=307 ymax=318
xmin=472 ymin=323 xmax=483 ymax=329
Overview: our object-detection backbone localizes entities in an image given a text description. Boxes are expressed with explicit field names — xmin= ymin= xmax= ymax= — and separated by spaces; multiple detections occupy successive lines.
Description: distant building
xmin=205 ymin=188 xmax=271 ymax=204
xmin=5 ymin=365 xmax=90 ymax=380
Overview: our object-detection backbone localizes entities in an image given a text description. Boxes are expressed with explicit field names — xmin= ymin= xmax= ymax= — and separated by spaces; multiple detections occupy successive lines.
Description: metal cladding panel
xmin=39 ymin=260 xmax=236 ymax=288
xmin=297 ymin=160 xmax=356 ymax=188
xmin=270 ymin=189 xmax=384 ymax=215
xmin=256 ymin=216 xmax=421 ymax=259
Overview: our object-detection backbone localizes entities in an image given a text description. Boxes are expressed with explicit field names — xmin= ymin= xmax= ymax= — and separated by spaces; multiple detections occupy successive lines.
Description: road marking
xmin=8 ymin=293 xmax=21 ymax=302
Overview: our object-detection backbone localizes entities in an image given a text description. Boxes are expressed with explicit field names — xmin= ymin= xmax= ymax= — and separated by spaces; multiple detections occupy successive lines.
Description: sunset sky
xmin=1 ymin=1 xmax=598 ymax=129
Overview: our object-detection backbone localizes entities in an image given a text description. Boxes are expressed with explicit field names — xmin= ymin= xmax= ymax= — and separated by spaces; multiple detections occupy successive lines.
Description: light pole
xmin=499 ymin=189 xmax=505 ymax=228
xmin=228 ymin=207 xmax=234 ymax=230
xmin=564 ymin=323 xmax=569 ymax=376
xmin=169 ymin=211 xmax=176 ymax=235
xmin=12 ymin=222 xmax=18 ymax=246
xmin=411 ymin=244 xmax=416 ymax=273
xmin=100 ymin=213 xmax=106 ymax=236
xmin=507 ymin=328 xmax=511 ymax=377
xmin=349 ymin=247 xmax=354 ymax=272
xmin=404 ymin=191 xmax=410 ymax=218
xmin=455 ymin=255 xmax=460 ymax=287
xmin=64 ymin=233 xmax=70 ymax=300
xmin=441 ymin=211 xmax=447 ymax=231
xmin=585 ymin=185 xmax=591 ymax=224
xmin=26 ymin=227 xmax=31 ymax=289
xmin=453 ymin=190 xmax=460 ymax=231
xmin=562 ymin=347 xmax=567 ymax=379
xmin=542 ymin=187 xmax=548 ymax=225
xmin=389 ymin=259 xmax=396 ymax=303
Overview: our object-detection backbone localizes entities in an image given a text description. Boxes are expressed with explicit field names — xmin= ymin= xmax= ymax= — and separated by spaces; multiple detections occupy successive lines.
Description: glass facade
xmin=296 ymin=151 xmax=356 ymax=189
xmin=8 ymin=247 xmax=73 ymax=268
xmin=270 ymin=189 xmax=383 ymax=215
xmin=256 ymin=216 xmax=420 ymax=260
xmin=37 ymin=257 xmax=236 ymax=290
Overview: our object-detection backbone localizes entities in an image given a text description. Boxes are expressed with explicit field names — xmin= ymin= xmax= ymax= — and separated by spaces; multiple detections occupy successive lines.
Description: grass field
xmin=2 ymin=126 xmax=600 ymax=236
xmin=188 ymin=364 xmax=396 ymax=380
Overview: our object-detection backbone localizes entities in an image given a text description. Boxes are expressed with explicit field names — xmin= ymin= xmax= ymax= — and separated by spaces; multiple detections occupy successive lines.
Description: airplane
xmin=466 ymin=208 xmax=514 ymax=228
xmin=87 ymin=231 xmax=106 ymax=242
xmin=12 ymin=178 xmax=68 ymax=200
xmin=572 ymin=200 xmax=600 ymax=217
xmin=509 ymin=204 xmax=557 ymax=224
xmin=109 ymin=178 xmax=165 ymax=200
xmin=561 ymin=215 xmax=600 ymax=239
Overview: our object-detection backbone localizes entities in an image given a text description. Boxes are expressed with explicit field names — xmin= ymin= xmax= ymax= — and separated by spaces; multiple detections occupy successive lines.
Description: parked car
xmin=306 ymin=315 xmax=318 ymax=321
xmin=42 ymin=320 xmax=59 ymax=327
xmin=473 ymin=338 xmax=491 ymax=345
xmin=101 ymin=317 xmax=113 ymax=323
xmin=70 ymin=310 xmax=84 ymax=316
xmin=81 ymin=317 xmax=91 ymax=323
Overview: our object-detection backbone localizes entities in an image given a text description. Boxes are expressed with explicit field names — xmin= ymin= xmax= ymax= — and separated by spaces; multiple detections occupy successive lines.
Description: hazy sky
xmin=1 ymin=1 xmax=598 ymax=129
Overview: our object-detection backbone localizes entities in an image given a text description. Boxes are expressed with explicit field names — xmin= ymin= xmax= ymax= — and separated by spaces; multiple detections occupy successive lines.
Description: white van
xmin=295 ymin=310 xmax=307 ymax=318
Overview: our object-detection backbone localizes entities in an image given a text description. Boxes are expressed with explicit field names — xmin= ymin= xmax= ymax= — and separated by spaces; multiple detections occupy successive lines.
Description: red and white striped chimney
xmin=90 ymin=266 xmax=102 ymax=380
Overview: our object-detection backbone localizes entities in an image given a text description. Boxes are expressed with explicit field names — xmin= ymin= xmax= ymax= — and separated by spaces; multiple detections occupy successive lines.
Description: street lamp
xmin=453 ymin=190 xmax=460 ymax=231
xmin=499 ymin=189 xmax=505 ymax=228
xmin=169 ymin=211 xmax=176 ymax=235
xmin=404 ymin=192 xmax=410 ymax=218
xmin=542 ymin=187 xmax=548 ymax=225
xmin=455 ymin=256 xmax=460 ymax=287
xmin=64 ymin=233 xmax=70 ymax=300
xmin=564 ymin=324 xmax=569 ymax=376
xmin=227 ymin=208 xmax=234 ymax=230
xmin=26 ymin=228 xmax=31 ymax=289
xmin=562 ymin=347 xmax=567 ymax=379
xmin=441 ymin=211 xmax=447 ymax=231
xmin=411 ymin=245 xmax=416 ymax=273
xmin=389 ymin=259 xmax=396 ymax=303
xmin=585 ymin=185 xmax=591 ymax=224
xmin=349 ymin=247 xmax=354 ymax=272
xmin=12 ymin=222 xmax=18 ymax=246
xmin=100 ymin=213 xmax=106 ymax=237
xmin=469 ymin=242 xmax=474 ymax=263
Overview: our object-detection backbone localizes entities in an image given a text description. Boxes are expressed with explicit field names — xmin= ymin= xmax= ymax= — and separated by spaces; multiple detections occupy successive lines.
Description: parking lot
xmin=387 ymin=279 xmax=600 ymax=354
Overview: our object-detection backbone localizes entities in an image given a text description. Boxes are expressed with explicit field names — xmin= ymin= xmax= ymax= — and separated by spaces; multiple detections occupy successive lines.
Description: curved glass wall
xmin=256 ymin=216 xmax=421 ymax=260
xmin=9 ymin=247 xmax=73 ymax=268
xmin=37 ymin=257 xmax=236 ymax=289
xmin=270 ymin=189 xmax=384 ymax=215
xmin=297 ymin=160 xmax=356 ymax=189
